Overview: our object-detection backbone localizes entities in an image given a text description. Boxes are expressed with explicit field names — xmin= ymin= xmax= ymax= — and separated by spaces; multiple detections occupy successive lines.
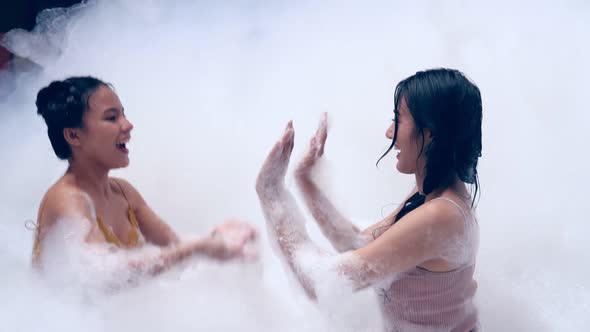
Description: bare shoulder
xmin=38 ymin=179 xmax=96 ymax=229
xmin=382 ymin=197 xmax=467 ymax=238
xmin=419 ymin=197 xmax=470 ymax=233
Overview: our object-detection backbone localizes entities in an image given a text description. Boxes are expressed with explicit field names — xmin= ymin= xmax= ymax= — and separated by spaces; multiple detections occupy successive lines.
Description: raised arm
xmin=256 ymin=122 xmax=468 ymax=298
xmin=294 ymin=113 xmax=370 ymax=251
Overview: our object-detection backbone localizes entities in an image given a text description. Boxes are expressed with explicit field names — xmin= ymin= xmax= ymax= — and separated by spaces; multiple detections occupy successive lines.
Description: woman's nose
xmin=122 ymin=117 xmax=134 ymax=132
xmin=386 ymin=122 xmax=394 ymax=139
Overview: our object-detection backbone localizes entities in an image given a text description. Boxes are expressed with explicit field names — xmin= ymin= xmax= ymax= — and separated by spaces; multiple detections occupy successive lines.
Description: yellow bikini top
xmin=96 ymin=208 xmax=141 ymax=248
xmin=32 ymin=179 xmax=142 ymax=263
xmin=96 ymin=179 xmax=142 ymax=248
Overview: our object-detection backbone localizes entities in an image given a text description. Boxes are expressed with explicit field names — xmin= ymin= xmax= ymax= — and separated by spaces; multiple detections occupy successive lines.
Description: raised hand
xmin=295 ymin=113 xmax=328 ymax=178
xmin=256 ymin=121 xmax=295 ymax=194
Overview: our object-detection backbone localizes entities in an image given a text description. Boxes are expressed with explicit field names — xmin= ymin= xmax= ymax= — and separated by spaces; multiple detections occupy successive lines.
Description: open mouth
xmin=116 ymin=138 xmax=129 ymax=152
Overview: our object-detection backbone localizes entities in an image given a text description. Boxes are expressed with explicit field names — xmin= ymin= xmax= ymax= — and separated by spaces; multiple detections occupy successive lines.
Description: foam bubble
xmin=1 ymin=0 xmax=589 ymax=330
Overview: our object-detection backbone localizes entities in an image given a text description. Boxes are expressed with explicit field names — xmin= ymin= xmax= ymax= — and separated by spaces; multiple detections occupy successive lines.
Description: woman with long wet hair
xmin=33 ymin=76 xmax=257 ymax=285
xmin=256 ymin=68 xmax=482 ymax=331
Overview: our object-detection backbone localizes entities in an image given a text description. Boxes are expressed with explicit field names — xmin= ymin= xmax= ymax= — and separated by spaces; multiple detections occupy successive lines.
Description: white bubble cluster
xmin=1 ymin=0 xmax=589 ymax=330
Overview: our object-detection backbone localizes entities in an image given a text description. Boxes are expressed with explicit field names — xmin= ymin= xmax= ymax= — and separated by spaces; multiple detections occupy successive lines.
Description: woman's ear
xmin=424 ymin=128 xmax=433 ymax=144
xmin=63 ymin=128 xmax=81 ymax=147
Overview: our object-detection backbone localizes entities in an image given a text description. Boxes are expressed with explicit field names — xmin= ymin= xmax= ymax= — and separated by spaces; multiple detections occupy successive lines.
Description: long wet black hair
xmin=378 ymin=68 xmax=483 ymax=224
xmin=36 ymin=76 xmax=108 ymax=160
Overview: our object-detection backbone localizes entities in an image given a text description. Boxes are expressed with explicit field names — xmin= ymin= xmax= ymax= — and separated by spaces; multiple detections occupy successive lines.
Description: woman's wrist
xmin=188 ymin=236 xmax=231 ymax=261
xmin=294 ymin=166 xmax=312 ymax=180
xmin=295 ymin=168 xmax=315 ymax=186
xmin=185 ymin=237 xmax=215 ymax=256
xmin=295 ymin=173 xmax=318 ymax=196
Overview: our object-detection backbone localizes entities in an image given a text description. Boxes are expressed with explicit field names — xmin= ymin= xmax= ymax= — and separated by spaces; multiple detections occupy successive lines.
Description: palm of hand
xmin=211 ymin=220 xmax=258 ymax=260
xmin=256 ymin=113 xmax=329 ymax=193
xmin=296 ymin=113 xmax=328 ymax=176
xmin=256 ymin=121 xmax=295 ymax=191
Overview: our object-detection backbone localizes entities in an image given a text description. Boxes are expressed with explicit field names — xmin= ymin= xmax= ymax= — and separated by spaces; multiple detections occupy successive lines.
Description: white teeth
xmin=116 ymin=138 xmax=130 ymax=146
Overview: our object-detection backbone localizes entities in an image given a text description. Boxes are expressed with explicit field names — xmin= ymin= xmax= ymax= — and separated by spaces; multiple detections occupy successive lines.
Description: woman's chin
xmin=112 ymin=159 xmax=130 ymax=169
xmin=395 ymin=162 xmax=413 ymax=175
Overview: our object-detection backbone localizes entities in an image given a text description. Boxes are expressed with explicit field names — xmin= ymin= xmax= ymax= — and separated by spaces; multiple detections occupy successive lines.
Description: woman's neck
xmin=66 ymin=157 xmax=112 ymax=200
xmin=416 ymin=173 xmax=469 ymax=202
xmin=414 ymin=169 xmax=426 ymax=194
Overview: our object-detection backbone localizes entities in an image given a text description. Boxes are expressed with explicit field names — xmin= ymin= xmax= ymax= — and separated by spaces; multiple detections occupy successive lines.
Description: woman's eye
xmin=106 ymin=116 xmax=116 ymax=121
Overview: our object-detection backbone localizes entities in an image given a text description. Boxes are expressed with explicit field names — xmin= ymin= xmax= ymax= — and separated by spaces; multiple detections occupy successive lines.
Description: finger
xmin=307 ymin=137 xmax=318 ymax=156
xmin=241 ymin=243 xmax=259 ymax=262
xmin=317 ymin=142 xmax=325 ymax=157
xmin=267 ymin=137 xmax=283 ymax=159
xmin=316 ymin=113 xmax=328 ymax=155
xmin=282 ymin=126 xmax=295 ymax=155
xmin=318 ymin=113 xmax=328 ymax=142
xmin=287 ymin=128 xmax=295 ymax=154
xmin=249 ymin=227 xmax=258 ymax=241
xmin=281 ymin=122 xmax=294 ymax=144
xmin=264 ymin=124 xmax=291 ymax=163
xmin=238 ymin=227 xmax=257 ymax=244
xmin=270 ymin=121 xmax=294 ymax=155
xmin=320 ymin=112 xmax=328 ymax=129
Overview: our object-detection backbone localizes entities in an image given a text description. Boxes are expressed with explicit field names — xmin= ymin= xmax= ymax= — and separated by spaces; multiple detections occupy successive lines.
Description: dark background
xmin=0 ymin=0 xmax=82 ymax=69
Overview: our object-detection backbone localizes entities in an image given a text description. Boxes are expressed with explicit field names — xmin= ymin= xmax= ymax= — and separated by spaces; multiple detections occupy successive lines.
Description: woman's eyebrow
xmin=103 ymin=108 xmax=119 ymax=115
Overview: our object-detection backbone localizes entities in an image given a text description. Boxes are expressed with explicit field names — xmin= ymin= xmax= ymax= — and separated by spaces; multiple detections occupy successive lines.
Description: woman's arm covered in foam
xmin=295 ymin=114 xmax=420 ymax=249
xmin=34 ymin=188 xmax=256 ymax=290
xmin=256 ymin=122 xmax=469 ymax=299
xmin=294 ymin=113 xmax=370 ymax=251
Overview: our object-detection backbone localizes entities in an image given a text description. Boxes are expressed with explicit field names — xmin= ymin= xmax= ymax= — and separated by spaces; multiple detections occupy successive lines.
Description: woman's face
xmin=385 ymin=96 xmax=429 ymax=175
xmin=75 ymin=85 xmax=133 ymax=169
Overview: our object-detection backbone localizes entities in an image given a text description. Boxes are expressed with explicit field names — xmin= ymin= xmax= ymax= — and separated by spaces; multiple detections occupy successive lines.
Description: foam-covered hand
xmin=256 ymin=121 xmax=295 ymax=193
xmin=295 ymin=113 xmax=328 ymax=178
xmin=209 ymin=219 xmax=258 ymax=261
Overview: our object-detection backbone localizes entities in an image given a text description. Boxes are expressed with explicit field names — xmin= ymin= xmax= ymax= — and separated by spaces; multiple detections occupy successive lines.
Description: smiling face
xmin=386 ymin=96 xmax=430 ymax=176
xmin=70 ymin=85 xmax=133 ymax=169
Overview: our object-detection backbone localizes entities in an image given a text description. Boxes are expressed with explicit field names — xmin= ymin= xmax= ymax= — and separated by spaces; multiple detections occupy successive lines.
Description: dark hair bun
xmin=36 ymin=81 xmax=82 ymax=127
xmin=35 ymin=76 xmax=106 ymax=159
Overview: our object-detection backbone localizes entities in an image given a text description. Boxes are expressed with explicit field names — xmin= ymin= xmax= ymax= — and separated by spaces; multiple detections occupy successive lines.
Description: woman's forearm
xmin=130 ymin=237 xmax=217 ymax=276
xmin=257 ymin=187 xmax=378 ymax=299
xmin=295 ymin=175 xmax=369 ymax=251
xmin=257 ymin=185 xmax=319 ymax=299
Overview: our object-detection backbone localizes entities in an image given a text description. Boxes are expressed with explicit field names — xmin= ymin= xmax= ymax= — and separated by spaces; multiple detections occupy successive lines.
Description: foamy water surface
xmin=1 ymin=0 xmax=589 ymax=330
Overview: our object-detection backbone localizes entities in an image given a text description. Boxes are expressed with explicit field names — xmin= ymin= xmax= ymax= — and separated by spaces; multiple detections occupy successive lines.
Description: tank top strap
xmin=431 ymin=197 xmax=468 ymax=221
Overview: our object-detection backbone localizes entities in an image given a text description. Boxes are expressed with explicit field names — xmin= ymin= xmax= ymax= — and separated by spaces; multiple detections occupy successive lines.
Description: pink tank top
xmin=379 ymin=197 xmax=479 ymax=332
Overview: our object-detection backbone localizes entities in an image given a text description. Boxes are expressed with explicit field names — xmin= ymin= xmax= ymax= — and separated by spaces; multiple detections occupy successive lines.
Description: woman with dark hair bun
xmin=33 ymin=76 xmax=257 ymax=280
xmin=256 ymin=68 xmax=482 ymax=331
